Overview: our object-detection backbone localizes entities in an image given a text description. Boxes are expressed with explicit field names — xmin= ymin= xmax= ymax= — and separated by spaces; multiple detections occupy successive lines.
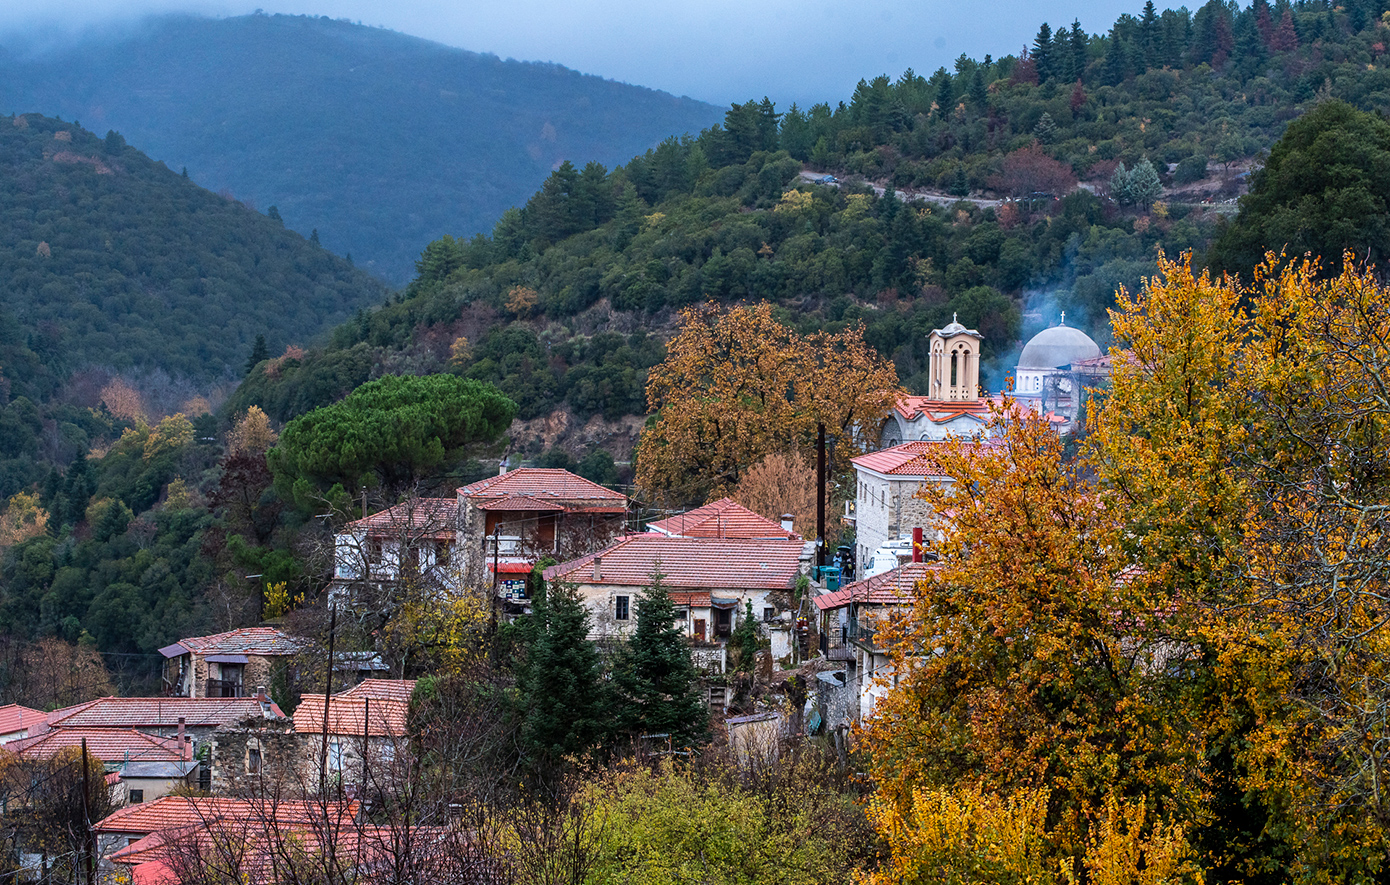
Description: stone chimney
xmin=593 ymin=556 xmax=602 ymax=582
xmin=177 ymin=716 xmax=186 ymax=748
xmin=780 ymin=514 xmax=794 ymax=534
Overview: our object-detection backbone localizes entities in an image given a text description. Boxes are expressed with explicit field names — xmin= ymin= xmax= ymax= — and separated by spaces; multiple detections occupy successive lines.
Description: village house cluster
xmin=0 ymin=316 xmax=1104 ymax=882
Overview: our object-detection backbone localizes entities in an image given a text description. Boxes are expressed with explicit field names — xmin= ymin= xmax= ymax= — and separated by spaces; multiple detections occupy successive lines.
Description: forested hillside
xmin=0 ymin=114 xmax=384 ymax=383
xmin=233 ymin=0 xmax=1390 ymax=444
xmin=0 ymin=13 xmax=725 ymax=283
xmin=6 ymin=0 xmax=1390 ymax=693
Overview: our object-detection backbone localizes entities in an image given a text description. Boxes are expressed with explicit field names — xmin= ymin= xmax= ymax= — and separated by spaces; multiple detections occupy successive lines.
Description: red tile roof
xmin=647 ymin=498 xmax=799 ymax=540
xmin=46 ymin=696 xmax=283 ymax=729
xmin=852 ymin=440 xmax=956 ymax=477
xmin=459 ymin=469 xmax=626 ymax=513
xmin=478 ymin=494 xmax=564 ymax=512
xmin=893 ymin=395 xmax=997 ymax=424
xmin=0 ymin=703 xmax=44 ymax=735
xmin=814 ymin=561 xmax=937 ymax=611
xmin=160 ymin=627 xmax=305 ymax=658
xmin=346 ymin=498 xmax=457 ymax=537
xmin=95 ymin=796 xmax=358 ymax=836
xmin=544 ymin=534 xmax=806 ymax=591
xmin=340 ymin=679 xmax=417 ymax=703
xmin=293 ymin=695 xmax=410 ymax=737
xmin=9 ymin=728 xmax=190 ymax=763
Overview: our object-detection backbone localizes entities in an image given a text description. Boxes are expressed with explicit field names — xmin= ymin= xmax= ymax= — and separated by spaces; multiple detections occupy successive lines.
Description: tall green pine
xmin=617 ymin=572 xmax=707 ymax=746
xmin=520 ymin=581 xmax=609 ymax=766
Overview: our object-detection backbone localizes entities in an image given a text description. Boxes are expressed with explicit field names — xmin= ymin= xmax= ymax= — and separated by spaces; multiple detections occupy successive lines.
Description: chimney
xmin=593 ymin=556 xmax=602 ymax=582
xmin=177 ymin=716 xmax=186 ymax=748
xmin=780 ymin=514 xmax=794 ymax=534
xmin=912 ymin=527 xmax=923 ymax=563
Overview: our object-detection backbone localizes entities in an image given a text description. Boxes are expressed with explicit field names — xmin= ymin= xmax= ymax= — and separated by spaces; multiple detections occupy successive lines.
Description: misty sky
xmin=0 ymin=0 xmax=1141 ymax=108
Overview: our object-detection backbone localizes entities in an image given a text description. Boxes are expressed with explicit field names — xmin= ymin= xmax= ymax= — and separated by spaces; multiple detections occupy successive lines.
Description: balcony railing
xmin=206 ymin=679 xmax=244 ymax=698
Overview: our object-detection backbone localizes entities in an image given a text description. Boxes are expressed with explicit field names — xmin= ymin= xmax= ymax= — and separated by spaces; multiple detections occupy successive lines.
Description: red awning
xmin=489 ymin=562 xmax=534 ymax=574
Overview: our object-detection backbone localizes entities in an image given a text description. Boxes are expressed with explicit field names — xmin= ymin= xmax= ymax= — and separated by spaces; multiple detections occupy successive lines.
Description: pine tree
xmin=616 ymin=572 xmax=707 ymax=746
xmin=520 ymin=581 xmax=609 ymax=766
xmin=1033 ymin=112 xmax=1058 ymax=143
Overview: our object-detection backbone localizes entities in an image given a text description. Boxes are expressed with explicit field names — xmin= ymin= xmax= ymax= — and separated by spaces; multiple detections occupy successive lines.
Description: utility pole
xmin=816 ymin=423 xmax=826 ymax=571
xmin=81 ymin=737 xmax=93 ymax=885
xmin=321 ymin=606 xmax=336 ymax=795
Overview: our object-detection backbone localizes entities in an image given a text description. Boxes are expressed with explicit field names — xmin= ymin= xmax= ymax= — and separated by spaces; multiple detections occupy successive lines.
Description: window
xmin=129 ymin=789 xmax=144 ymax=804
xmin=246 ymin=739 xmax=263 ymax=775
xmin=614 ymin=596 xmax=630 ymax=621
xmin=763 ymin=607 xmax=775 ymax=622
xmin=329 ymin=740 xmax=344 ymax=771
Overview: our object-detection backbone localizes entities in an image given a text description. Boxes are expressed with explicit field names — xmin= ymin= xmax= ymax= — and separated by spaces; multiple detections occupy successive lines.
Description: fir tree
xmin=245 ymin=334 xmax=269 ymax=375
xmin=616 ymin=572 xmax=707 ymax=746
xmin=1033 ymin=112 xmax=1058 ymax=143
xmin=1033 ymin=23 xmax=1055 ymax=82
xmin=1128 ymin=157 xmax=1163 ymax=210
xmin=519 ymin=580 xmax=609 ymax=767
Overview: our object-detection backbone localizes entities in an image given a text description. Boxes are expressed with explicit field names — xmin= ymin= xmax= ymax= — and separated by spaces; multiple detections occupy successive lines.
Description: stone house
xmin=208 ymin=716 xmax=303 ymax=796
xmin=292 ymin=687 xmax=411 ymax=794
xmin=849 ymin=441 xmax=955 ymax=573
xmin=457 ymin=468 xmax=628 ymax=599
xmin=543 ymin=534 xmax=812 ymax=665
xmin=209 ymin=680 xmax=415 ymax=797
xmin=814 ymin=560 xmax=930 ymax=722
xmin=43 ymin=695 xmax=284 ymax=761
xmin=329 ymin=497 xmax=461 ymax=605
xmin=159 ymin=627 xmax=306 ymax=699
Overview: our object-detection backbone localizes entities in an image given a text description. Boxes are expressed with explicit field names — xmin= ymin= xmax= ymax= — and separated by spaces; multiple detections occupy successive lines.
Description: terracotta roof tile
xmin=459 ymin=468 xmax=627 ymax=511
xmin=893 ymin=395 xmax=996 ymax=423
xmin=647 ymin=498 xmax=799 ymax=540
xmin=852 ymin=440 xmax=955 ymax=477
xmin=544 ymin=534 xmax=806 ymax=591
xmin=479 ymin=494 xmax=565 ymax=512
xmin=346 ymin=499 xmax=457 ymax=536
xmin=814 ymin=561 xmax=937 ymax=610
xmin=46 ymin=696 xmax=283 ymax=729
xmin=9 ymin=728 xmax=190 ymax=763
xmin=293 ymin=695 xmax=410 ymax=737
xmin=0 ymin=703 xmax=45 ymax=735
xmin=340 ymin=680 xmax=417 ymax=703
xmin=95 ymin=796 xmax=358 ymax=836
xmin=160 ymin=627 xmax=305 ymax=658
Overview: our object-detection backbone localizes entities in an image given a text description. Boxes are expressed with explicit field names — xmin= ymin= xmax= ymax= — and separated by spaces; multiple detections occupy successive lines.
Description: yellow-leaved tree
xmin=635 ymin=302 xmax=901 ymax=506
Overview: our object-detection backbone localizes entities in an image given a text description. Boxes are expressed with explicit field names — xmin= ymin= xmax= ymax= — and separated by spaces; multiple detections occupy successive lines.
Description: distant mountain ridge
xmin=0 ymin=13 xmax=725 ymax=283
xmin=0 ymin=112 xmax=385 ymax=386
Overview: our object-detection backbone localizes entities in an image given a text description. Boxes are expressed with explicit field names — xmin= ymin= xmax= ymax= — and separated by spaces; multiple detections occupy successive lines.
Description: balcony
xmin=206 ymin=679 xmax=244 ymax=698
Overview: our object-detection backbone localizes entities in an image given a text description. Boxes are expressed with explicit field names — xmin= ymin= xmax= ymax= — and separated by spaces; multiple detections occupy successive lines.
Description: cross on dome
xmin=1060 ymin=311 xmax=1066 ymax=326
xmin=953 ymin=312 xmax=958 ymax=323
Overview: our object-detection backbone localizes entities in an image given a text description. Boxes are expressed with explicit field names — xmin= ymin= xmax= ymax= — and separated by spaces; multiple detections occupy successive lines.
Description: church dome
xmin=1017 ymin=322 xmax=1102 ymax=369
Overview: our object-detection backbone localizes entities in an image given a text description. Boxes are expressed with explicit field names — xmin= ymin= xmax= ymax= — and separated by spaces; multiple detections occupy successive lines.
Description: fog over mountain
xmin=2 ymin=0 xmax=1141 ymax=109
xmin=0 ymin=13 xmax=725 ymax=282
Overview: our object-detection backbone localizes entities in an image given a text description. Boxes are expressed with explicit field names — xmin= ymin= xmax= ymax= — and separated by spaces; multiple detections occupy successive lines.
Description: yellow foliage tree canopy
xmin=860 ymin=253 xmax=1390 ymax=882
xmin=635 ymin=302 xmax=901 ymax=506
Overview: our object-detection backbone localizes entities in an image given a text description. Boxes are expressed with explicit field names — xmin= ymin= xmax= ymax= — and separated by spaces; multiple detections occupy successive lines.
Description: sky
xmin=0 ymin=0 xmax=1141 ymax=109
